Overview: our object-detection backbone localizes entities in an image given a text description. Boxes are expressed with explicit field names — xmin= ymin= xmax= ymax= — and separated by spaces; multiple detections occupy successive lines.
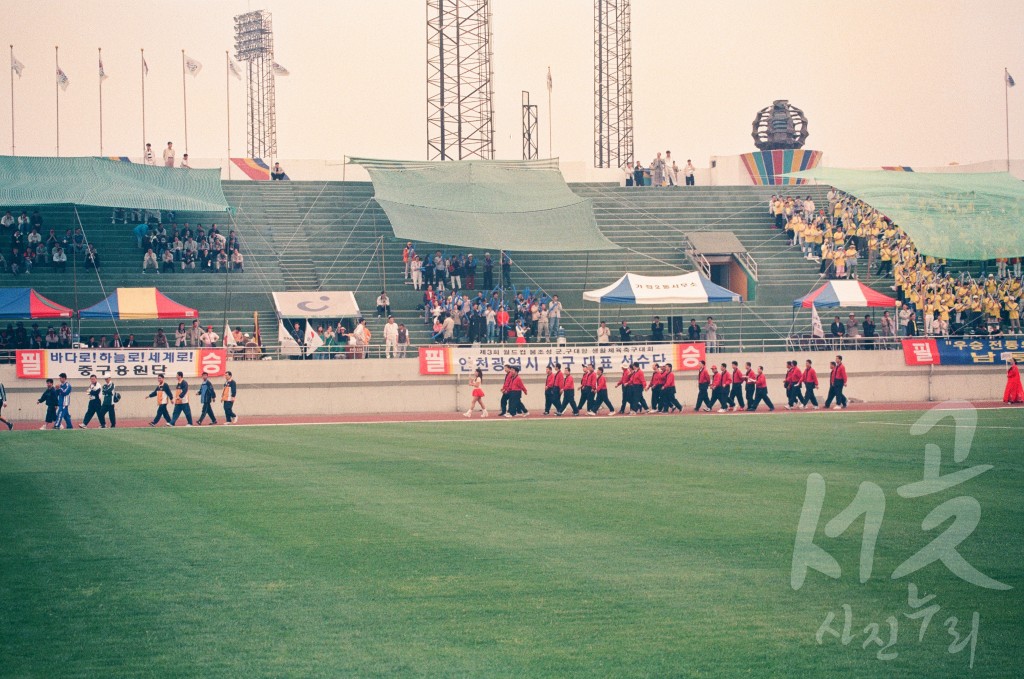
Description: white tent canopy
xmin=583 ymin=272 xmax=741 ymax=305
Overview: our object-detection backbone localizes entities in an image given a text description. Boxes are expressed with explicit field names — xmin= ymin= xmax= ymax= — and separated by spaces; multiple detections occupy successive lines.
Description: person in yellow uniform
xmin=1007 ymin=297 xmax=1021 ymax=334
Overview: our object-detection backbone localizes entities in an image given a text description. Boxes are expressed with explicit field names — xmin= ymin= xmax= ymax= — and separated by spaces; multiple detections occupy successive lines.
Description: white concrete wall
xmin=0 ymin=349 xmax=1008 ymax=421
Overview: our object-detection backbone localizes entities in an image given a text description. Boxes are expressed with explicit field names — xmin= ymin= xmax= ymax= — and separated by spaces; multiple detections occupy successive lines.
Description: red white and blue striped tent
xmin=793 ymin=280 xmax=898 ymax=309
xmin=0 ymin=288 xmax=73 ymax=319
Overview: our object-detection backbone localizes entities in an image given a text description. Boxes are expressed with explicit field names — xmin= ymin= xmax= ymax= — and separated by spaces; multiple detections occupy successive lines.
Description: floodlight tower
xmin=234 ymin=9 xmax=277 ymax=160
xmin=522 ymin=91 xmax=538 ymax=160
xmin=426 ymin=0 xmax=495 ymax=160
xmin=594 ymin=0 xmax=633 ymax=168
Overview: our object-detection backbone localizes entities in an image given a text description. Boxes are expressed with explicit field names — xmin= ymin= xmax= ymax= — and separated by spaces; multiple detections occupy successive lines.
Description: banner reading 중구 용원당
xmin=418 ymin=343 xmax=706 ymax=376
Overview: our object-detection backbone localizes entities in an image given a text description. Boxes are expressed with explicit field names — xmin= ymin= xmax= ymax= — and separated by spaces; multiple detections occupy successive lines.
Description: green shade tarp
xmin=0 ymin=156 xmax=230 ymax=212
xmin=788 ymin=168 xmax=1024 ymax=259
xmin=349 ymin=157 xmax=617 ymax=252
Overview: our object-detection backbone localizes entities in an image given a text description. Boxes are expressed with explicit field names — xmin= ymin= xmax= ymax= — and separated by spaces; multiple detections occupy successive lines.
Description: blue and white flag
xmin=56 ymin=67 xmax=70 ymax=91
xmin=11 ymin=53 xmax=24 ymax=78
xmin=1008 ymin=71 xmax=1016 ymax=88
xmin=184 ymin=54 xmax=202 ymax=77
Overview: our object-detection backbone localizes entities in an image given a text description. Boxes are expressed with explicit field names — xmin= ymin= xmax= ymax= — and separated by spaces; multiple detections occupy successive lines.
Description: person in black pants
xmin=694 ymin=361 xmax=713 ymax=412
xmin=36 ymin=379 xmax=59 ymax=430
xmin=543 ymin=365 xmax=561 ymax=415
xmin=80 ymin=375 xmax=104 ymax=428
xmin=591 ymin=368 xmax=615 ymax=415
xmin=147 ymin=375 xmax=174 ymax=426
xmin=196 ymin=372 xmax=218 ymax=425
xmin=222 ymin=372 xmax=238 ymax=424
xmin=748 ymin=366 xmax=775 ymax=411
xmin=577 ymin=365 xmax=595 ymax=414
xmin=557 ymin=366 xmax=579 ymax=416
xmin=744 ymin=362 xmax=756 ymax=408
xmin=100 ymin=376 xmax=117 ymax=428
xmin=170 ymin=372 xmax=194 ymax=426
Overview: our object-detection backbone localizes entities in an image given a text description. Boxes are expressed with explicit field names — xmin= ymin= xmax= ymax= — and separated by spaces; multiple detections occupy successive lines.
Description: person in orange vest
xmin=747 ymin=365 xmax=775 ymax=411
xmin=557 ymin=366 xmax=580 ymax=416
xmin=591 ymin=367 xmax=615 ymax=415
xmin=659 ymin=363 xmax=683 ymax=412
xmin=825 ymin=355 xmax=849 ymax=409
xmin=647 ymin=362 xmax=665 ymax=412
xmin=801 ymin=359 xmax=819 ymax=409
xmin=578 ymin=364 xmax=596 ymax=414
xmin=543 ymin=364 xmax=561 ymax=415
xmin=694 ymin=360 xmax=713 ymax=412
xmin=729 ymin=361 xmax=746 ymax=412
xmin=785 ymin=360 xmax=804 ymax=409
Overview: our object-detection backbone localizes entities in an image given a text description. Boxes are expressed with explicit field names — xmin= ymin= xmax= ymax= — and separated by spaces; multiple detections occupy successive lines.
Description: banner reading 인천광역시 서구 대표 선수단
xmin=418 ymin=343 xmax=706 ymax=376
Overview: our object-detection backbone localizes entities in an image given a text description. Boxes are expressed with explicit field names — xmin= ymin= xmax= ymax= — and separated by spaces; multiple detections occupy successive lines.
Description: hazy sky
xmin=2 ymin=0 xmax=1023 ymax=168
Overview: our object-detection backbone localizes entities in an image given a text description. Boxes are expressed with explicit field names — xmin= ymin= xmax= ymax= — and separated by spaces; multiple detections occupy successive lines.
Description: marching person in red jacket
xmin=543 ymin=364 xmax=561 ymax=415
xmin=629 ymin=363 xmax=649 ymax=414
xmin=659 ymin=363 xmax=683 ymax=412
xmin=557 ymin=366 xmax=580 ymax=416
xmin=825 ymin=355 xmax=849 ymax=409
xmin=729 ymin=361 xmax=746 ymax=412
xmin=648 ymin=362 xmax=665 ymax=412
xmin=719 ymin=363 xmax=733 ymax=412
xmin=744 ymin=362 xmax=756 ymax=407
xmin=709 ymin=364 xmax=726 ymax=412
xmin=694 ymin=360 xmax=713 ymax=412
xmin=499 ymin=364 xmax=516 ymax=417
xmin=505 ymin=365 xmax=529 ymax=417
xmin=785 ymin=360 xmax=804 ymax=409
xmin=801 ymin=359 xmax=820 ymax=409
xmin=615 ymin=366 xmax=632 ymax=414
xmin=747 ymin=365 xmax=775 ymax=411
xmin=578 ymin=364 xmax=596 ymax=413
xmin=591 ymin=367 xmax=615 ymax=415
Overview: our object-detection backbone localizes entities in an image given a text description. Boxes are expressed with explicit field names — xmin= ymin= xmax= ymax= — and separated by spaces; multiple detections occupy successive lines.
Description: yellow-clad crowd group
xmin=770 ymin=190 xmax=1022 ymax=336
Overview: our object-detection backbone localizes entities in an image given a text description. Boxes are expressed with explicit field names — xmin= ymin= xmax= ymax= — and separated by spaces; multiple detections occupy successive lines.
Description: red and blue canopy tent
xmin=79 ymin=287 xmax=198 ymax=320
xmin=0 ymin=288 xmax=73 ymax=319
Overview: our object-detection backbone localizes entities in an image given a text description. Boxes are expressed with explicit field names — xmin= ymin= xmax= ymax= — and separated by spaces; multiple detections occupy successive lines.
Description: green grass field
xmin=1 ymin=409 xmax=1021 ymax=678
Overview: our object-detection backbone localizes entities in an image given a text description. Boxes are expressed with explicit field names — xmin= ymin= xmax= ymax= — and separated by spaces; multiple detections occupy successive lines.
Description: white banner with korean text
xmin=16 ymin=349 xmax=228 ymax=380
xmin=418 ymin=342 xmax=706 ymax=376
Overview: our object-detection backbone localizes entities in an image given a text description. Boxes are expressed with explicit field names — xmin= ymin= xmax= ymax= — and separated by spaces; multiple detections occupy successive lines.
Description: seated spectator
xmin=44 ymin=327 xmax=60 ymax=348
xmin=271 ymin=162 xmax=287 ymax=180
xmin=58 ymin=323 xmax=72 ymax=348
xmin=85 ymin=336 xmax=99 ymax=348
xmin=123 ymin=334 xmax=138 ymax=348
xmin=142 ymin=248 xmax=159 ymax=273
xmin=215 ymin=249 xmax=228 ymax=272
xmin=97 ymin=336 xmax=110 ymax=348
xmin=85 ymin=244 xmax=100 ymax=271
xmin=153 ymin=328 xmax=169 ymax=348
xmin=375 ymin=291 xmax=391 ymax=318
xmin=161 ymin=248 xmax=175 ymax=272
xmin=230 ymin=248 xmax=244 ymax=272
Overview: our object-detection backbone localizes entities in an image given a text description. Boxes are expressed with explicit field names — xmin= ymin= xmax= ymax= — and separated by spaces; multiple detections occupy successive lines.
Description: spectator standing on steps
xmin=684 ymin=160 xmax=696 ymax=186
xmin=163 ymin=141 xmax=175 ymax=167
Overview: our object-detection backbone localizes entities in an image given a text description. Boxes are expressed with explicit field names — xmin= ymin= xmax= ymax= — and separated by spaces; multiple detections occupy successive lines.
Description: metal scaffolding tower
xmin=234 ymin=10 xmax=277 ymax=160
xmin=426 ymin=0 xmax=495 ymax=160
xmin=594 ymin=0 xmax=633 ymax=168
xmin=522 ymin=91 xmax=538 ymax=160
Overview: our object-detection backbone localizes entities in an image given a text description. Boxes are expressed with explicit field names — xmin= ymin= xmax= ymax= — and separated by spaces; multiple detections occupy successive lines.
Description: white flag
xmin=184 ymin=54 xmax=202 ymax=77
xmin=810 ymin=304 xmax=824 ymax=339
xmin=56 ymin=67 xmax=70 ymax=91
xmin=546 ymin=66 xmax=552 ymax=93
xmin=278 ymin=320 xmax=301 ymax=357
xmin=272 ymin=62 xmax=289 ymax=76
xmin=98 ymin=59 xmax=108 ymax=81
xmin=11 ymin=53 xmax=24 ymax=78
xmin=224 ymin=322 xmax=237 ymax=348
xmin=305 ymin=321 xmax=324 ymax=354
xmin=229 ymin=58 xmax=242 ymax=80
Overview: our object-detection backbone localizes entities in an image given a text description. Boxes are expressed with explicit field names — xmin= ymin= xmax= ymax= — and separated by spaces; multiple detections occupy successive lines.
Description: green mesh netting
xmin=0 ymin=156 xmax=229 ymax=212
xmin=349 ymin=157 xmax=617 ymax=251
xmin=789 ymin=168 xmax=1024 ymax=259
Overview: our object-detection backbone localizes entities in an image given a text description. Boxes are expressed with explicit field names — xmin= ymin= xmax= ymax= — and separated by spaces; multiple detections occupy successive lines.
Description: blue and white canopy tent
xmin=583 ymin=272 xmax=741 ymax=337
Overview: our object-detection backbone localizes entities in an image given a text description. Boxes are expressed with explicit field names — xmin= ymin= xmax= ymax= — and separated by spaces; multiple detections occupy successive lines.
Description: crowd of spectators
xmin=137 ymin=221 xmax=243 ymax=274
xmin=774 ymin=190 xmax=1023 ymax=337
xmin=1 ymin=210 xmax=100 ymax=275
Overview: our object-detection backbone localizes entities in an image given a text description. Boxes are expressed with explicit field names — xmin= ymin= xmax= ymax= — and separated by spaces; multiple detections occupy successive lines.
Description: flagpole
xmin=98 ymin=47 xmax=104 ymax=156
xmin=181 ymin=50 xmax=188 ymax=155
xmin=1005 ymin=67 xmax=1011 ymax=173
xmin=55 ymin=45 xmax=60 ymax=157
xmin=9 ymin=45 xmax=14 ymax=156
xmin=547 ymin=66 xmax=552 ymax=159
xmin=226 ymin=51 xmax=231 ymax=179
xmin=141 ymin=49 xmax=146 ymax=156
